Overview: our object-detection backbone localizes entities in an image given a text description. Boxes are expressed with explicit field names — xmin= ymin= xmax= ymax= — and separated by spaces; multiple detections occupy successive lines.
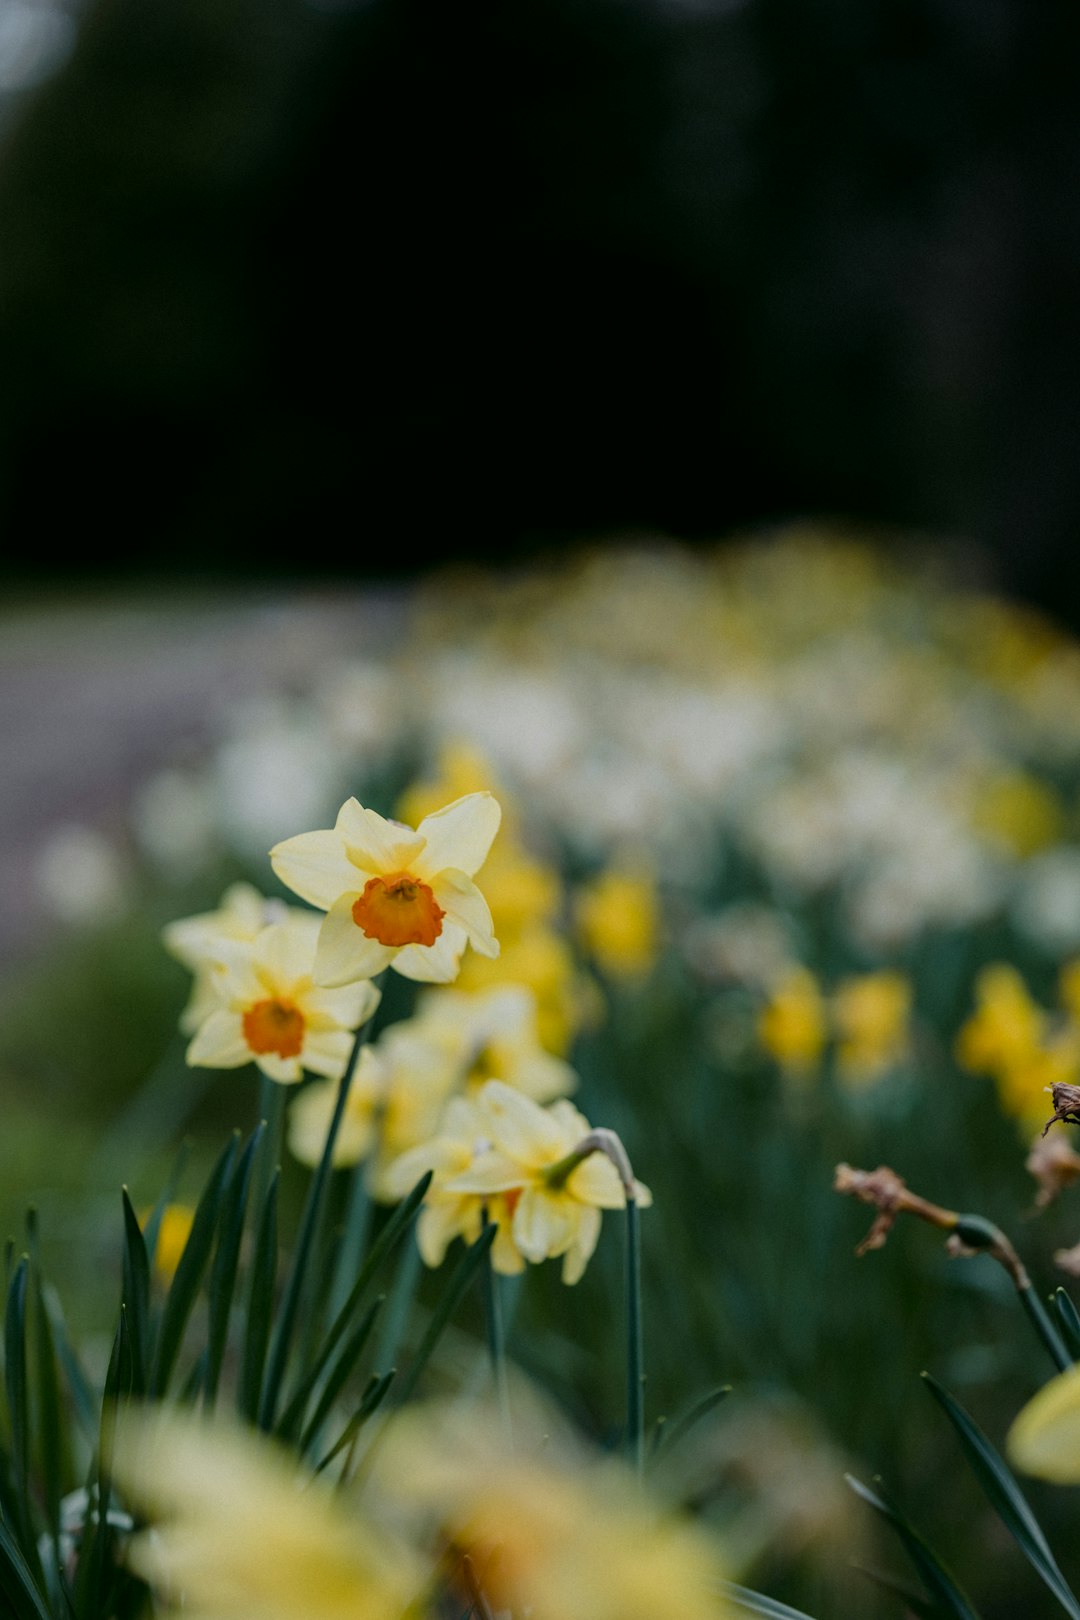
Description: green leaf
xmin=651 ymin=1385 xmax=731 ymax=1460
xmin=296 ymin=1299 xmax=383 ymax=1453
xmin=0 ymin=1514 xmax=51 ymax=1620
xmin=120 ymin=1190 xmax=151 ymax=1396
xmin=313 ymin=1369 xmax=396 ymax=1477
xmin=150 ymin=1133 xmax=238 ymax=1397
xmin=204 ymin=1125 xmax=263 ymax=1408
xmin=31 ymin=1268 xmax=64 ymax=1548
xmin=923 ymin=1372 xmax=1080 ymax=1618
xmin=851 ymin=1562 xmax=938 ymax=1617
xmin=1051 ymin=1289 xmax=1080 ymax=1362
xmin=721 ymin=1582 xmax=820 ymax=1619
xmin=846 ymin=1474 xmax=982 ymax=1620
xmin=238 ymin=1170 xmax=279 ymax=1425
xmin=4 ymin=1258 xmax=30 ymax=1520
xmin=394 ymin=1224 xmax=497 ymax=1407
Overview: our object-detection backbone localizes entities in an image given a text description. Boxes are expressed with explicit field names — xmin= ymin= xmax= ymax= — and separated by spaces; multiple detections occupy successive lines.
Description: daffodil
xmin=185 ymin=912 xmax=380 ymax=1084
xmin=270 ymin=792 xmax=501 ymax=986
xmin=575 ymin=865 xmax=659 ymax=979
xmin=381 ymin=1094 xmax=523 ymax=1274
xmin=163 ymin=883 xmax=287 ymax=1033
xmin=832 ymin=969 xmax=912 ymax=1085
xmin=1008 ymin=1362 xmax=1080 ymax=1483
xmin=411 ymin=984 xmax=576 ymax=1102
xmin=288 ymin=1028 xmax=458 ymax=1195
xmin=375 ymin=1393 xmax=733 ymax=1620
xmin=456 ymin=924 xmax=587 ymax=1054
xmin=445 ymin=1081 xmax=651 ymax=1284
xmin=141 ymin=1203 xmax=195 ymax=1285
xmin=114 ymin=1409 xmax=425 ymax=1620
xmin=757 ymin=966 xmax=827 ymax=1075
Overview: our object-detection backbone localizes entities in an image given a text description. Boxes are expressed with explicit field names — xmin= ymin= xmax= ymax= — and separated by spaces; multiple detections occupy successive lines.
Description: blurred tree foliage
xmin=0 ymin=0 xmax=1076 ymax=616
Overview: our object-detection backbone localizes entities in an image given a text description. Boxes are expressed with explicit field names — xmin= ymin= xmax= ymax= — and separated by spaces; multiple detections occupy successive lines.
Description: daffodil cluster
xmin=756 ymin=963 xmax=913 ymax=1087
xmin=956 ymin=961 xmax=1080 ymax=1134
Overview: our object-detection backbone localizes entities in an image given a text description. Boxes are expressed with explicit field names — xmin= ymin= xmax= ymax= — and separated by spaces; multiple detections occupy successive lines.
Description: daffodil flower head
xmin=1008 ymin=1361 xmax=1080 ymax=1483
xmin=162 ymin=883 xmax=290 ymax=1034
xmin=412 ymin=984 xmax=577 ymax=1103
xmin=185 ymin=912 xmax=380 ymax=1084
xmin=446 ymin=1081 xmax=651 ymax=1284
xmin=270 ymin=792 xmax=502 ymax=987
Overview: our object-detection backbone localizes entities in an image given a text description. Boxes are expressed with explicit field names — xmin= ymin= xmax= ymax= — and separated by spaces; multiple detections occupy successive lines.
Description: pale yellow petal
xmin=335 ymin=798 xmax=425 ymax=874
xmin=431 ymin=870 xmax=499 ymax=957
xmin=253 ymin=916 xmax=321 ymax=995
xmin=304 ymin=978 xmax=382 ymax=1031
xmin=561 ymin=1205 xmax=602 ymax=1284
xmin=186 ymin=1010 xmax=251 ymax=1070
xmin=567 ymin=1153 xmax=626 ymax=1209
xmin=392 ymin=925 xmax=468 ymax=985
xmin=1008 ymin=1363 xmax=1080 ymax=1482
xmin=478 ymin=1080 xmax=568 ymax=1165
xmin=512 ymin=1187 xmax=578 ymax=1263
xmin=314 ymin=897 xmax=396 ymax=988
xmin=413 ymin=792 xmax=502 ymax=880
xmin=301 ymin=1028 xmax=355 ymax=1080
xmin=270 ymin=829 xmax=360 ymax=911
xmin=256 ymin=1052 xmax=304 ymax=1085
xmin=445 ymin=1151 xmax=527 ymax=1196
xmin=491 ymin=1220 xmax=527 ymax=1275
xmin=417 ymin=1200 xmax=468 ymax=1268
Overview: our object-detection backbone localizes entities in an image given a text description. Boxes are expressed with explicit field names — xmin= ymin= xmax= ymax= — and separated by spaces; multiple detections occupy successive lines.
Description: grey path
xmin=0 ymin=585 xmax=405 ymax=967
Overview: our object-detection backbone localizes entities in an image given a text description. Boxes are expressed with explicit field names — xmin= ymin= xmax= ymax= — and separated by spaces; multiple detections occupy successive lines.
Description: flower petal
xmin=567 ymin=1153 xmax=626 ymax=1209
xmin=491 ymin=1219 xmax=527 ymax=1276
xmin=253 ymin=916 xmax=321 ymax=994
xmin=255 ymin=1052 xmax=304 ymax=1085
xmin=304 ymin=978 xmax=382 ymax=1031
xmin=413 ymin=793 xmax=502 ymax=881
xmin=477 ymin=1080 xmax=568 ymax=1165
xmin=186 ymin=1010 xmax=251 ymax=1070
xmin=445 ymin=1151 xmax=526 ymax=1196
xmin=300 ymin=1027 xmax=355 ymax=1080
xmin=432 ymin=870 xmax=499 ymax=958
xmin=270 ymin=829 xmax=361 ymax=911
xmin=314 ymin=897 xmax=396 ymax=988
xmin=512 ymin=1187 xmax=577 ymax=1263
xmin=1008 ymin=1362 xmax=1080 ymax=1482
xmin=416 ymin=1200 xmax=471 ymax=1269
xmin=335 ymin=798 xmax=425 ymax=874
xmin=561 ymin=1204 xmax=602 ymax=1284
xmin=393 ymin=926 xmax=468 ymax=985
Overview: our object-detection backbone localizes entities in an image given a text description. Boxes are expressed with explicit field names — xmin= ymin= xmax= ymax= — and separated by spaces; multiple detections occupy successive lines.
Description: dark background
xmin=0 ymin=0 xmax=1076 ymax=614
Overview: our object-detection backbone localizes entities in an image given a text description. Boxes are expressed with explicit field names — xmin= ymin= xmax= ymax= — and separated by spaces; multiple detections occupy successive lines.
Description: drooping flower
xmin=374 ymin=1393 xmax=734 ymax=1620
xmin=445 ymin=1081 xmax=651 ymax=1284
xmin=185 ymin=912 xmax=380 ymax=1084
xmin=163 ymin=883 xmax=288 ymax=1034
xmin=114 ymin=1409 xmax=426 ymax=1620
xmin=270 ymin=793 xmax=501 ymax=987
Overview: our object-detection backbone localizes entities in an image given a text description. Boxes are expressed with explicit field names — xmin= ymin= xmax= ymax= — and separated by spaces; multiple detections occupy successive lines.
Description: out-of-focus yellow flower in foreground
xmin=576 ymin=866 xmax=659 ymax=979
xmin=185 ymin=913 xmax=380 ymax=1084
xmin=271 ymin=793 xmax=501 ymax=986
xmin=832 ymin=970 xmax=912 ymax=1085
xmin=1008 ymin=1362 xmax=1080 ymax=1483
xmin=758 ymin=967 xmax=827 ymax=1075
xmin=141 ymin=1203 xmax=195 ymax=1285
xmin=377 ymin=1395 xmax=734 ymax=1620
xmin=163 ymin=883 xmax=284 ymax=1034
xmin=115 ymin=1411 xmax=425 ymax=1620
xmin=446 ymin=1081 xmax=651 ymax=1284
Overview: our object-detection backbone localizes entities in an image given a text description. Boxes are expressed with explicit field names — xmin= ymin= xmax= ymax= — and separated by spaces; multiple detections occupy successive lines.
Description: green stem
xmin=482 ymin=1214 xmax=512 ymax=1439
xmin=251 ymin=1075 xmax=286 ymax=1227
xmin=327 ymin=1162 xmax=375 ymax=1323
xmin=626 ymin=1194 xmax=644 ymax=1476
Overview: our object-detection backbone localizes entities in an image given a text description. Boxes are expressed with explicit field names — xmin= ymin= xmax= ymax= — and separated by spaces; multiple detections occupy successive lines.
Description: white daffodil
xmin=446 ymin=1081 xmax=651 ymax=1285
xmin=270 ymin=792 xmax=501 ymax=987
xmin=185 ymin=913 xmax=380 ymax=1085
xmin=163 ymin=883 xmax=290 ymax=1034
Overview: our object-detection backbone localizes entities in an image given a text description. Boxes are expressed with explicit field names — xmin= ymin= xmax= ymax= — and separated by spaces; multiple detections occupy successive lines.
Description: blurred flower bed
xmin=8 ymin=529 xmax=1080 ymax=1614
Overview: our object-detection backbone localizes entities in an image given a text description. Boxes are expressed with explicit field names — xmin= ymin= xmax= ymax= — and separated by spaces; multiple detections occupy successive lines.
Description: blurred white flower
xmin=35 ymin=824 xmax=128 ymax=923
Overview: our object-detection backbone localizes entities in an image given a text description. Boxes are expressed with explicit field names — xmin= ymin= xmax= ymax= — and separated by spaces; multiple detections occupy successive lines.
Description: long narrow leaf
xmin=721 ymin=1582 xmax=820 ymax=1619
xmin=923 ymin=1372 xmax=1080 ymax=1618
xmin=851 ymin=1562 xmax=940 ymax=1618
xmin=652 ymin=1385 xmax=731 ymax=1460
xmin=295 ymin=1300 xmax=383 ymax=1453
xmin=846 ymin=1474 xmax=983 ymax=1620
xmin=238 ymin=1171 xmax=279 ymax=1424
xmin=394 ymin=1224 xmax=497 ymax=1407
xmin=4 ymin=1259 xmax=30 ymax=1531
xmin=204 ymin=1125 xmax=263 ymax=1407
xmin=150 ymin=1134 xmax=238 ymax=1397
xmin=314 ymin=1370 xmax=396 ymax=1476
xmin=31 ymin=1270 xmax=64 ymax=1551
xmin=120 ymin=1190 xmax=151 ymax=1396
xmin=0 ymin=1515 xmax=51 ymax=1620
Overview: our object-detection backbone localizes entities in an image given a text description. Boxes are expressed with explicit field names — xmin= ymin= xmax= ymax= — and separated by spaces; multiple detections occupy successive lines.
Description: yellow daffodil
xmin=163 ymin=883 xmax=286 ymax=1034
xmin=141 ymin=1203 xmax=195 ymax=1285
xmin=1008 ymin=1362 xmax=1080 ymax=1483
xmin=114 ymin=1409 xmax=425 ymax=1620
xmin=832 ymin=969 xmax=912 ymax=1085
xmin=185 ymin=913 xmax=380 ymax=1085
xmin=969 ymin=769 xmax=1064 ymax=858
xmin=412 ymin=984 xmax=577 ymax=1102
xmin=445 ymin=1081 xmax=651 ymax=1284
xmin=758 ymin=966 xmax=827 ymax=1074
xmin=380 ymin=1095 xmax=523 ymax=1274
xmin=375 ymin=1394 xmax=733 ymax=1620
xmin=955 ymin=964 xmax=1043 ymax=1076
xmin=456 ymin=924 xmax=587 ymax=1054
xmin=270 ymin=792 xmax=501 ymax=986
xmin=288 ymin=1028 xmax=458 ymax=1195
xmin=576 ymin=866 xmax=660 ymax=979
